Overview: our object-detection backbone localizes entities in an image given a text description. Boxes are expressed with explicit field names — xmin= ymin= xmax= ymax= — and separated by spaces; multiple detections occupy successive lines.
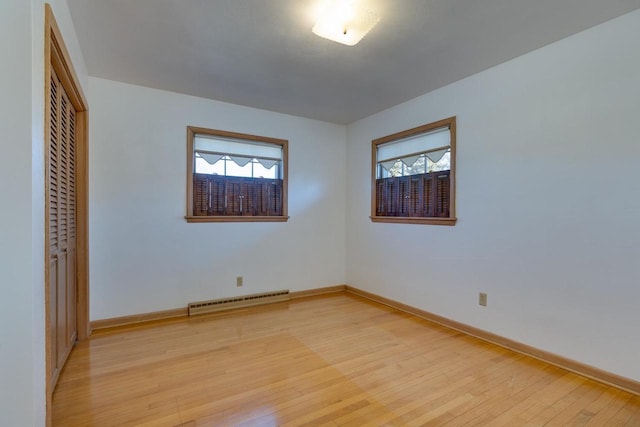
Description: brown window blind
xmin=193 ymin=174 xmax=284 ymax=217
xmin=375 ymin=170 xmax=450 ymax=218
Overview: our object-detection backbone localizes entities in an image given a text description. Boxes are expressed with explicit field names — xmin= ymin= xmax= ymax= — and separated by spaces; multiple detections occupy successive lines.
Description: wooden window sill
xmin=185 ymin=215 xmax=289 ymax=223
xmin=370 ymin=216 xmax=457 ymax=226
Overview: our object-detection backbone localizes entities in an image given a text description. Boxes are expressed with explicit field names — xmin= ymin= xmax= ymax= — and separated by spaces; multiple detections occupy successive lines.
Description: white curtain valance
xmin=257 ymin=158 xmax=278 ymax=169
xmin=400 ymin=155 xmax=420 ymax=168
xmin=197 ymin=152 xmax=281 ymax=169
xmin=197 ymin=152 xmax=224 ymax=165
xmin=425 ymin=148 xmax=449 ymax=163
xmin=228 ymin=155 xmax=252 ymax=167
xmin=194 ymin=134 xmax=282 ymax=160
xmin=380 ymin=159 xmax=398 ymax=172
xmin=377 ymin=127 xmax=450 ymax=163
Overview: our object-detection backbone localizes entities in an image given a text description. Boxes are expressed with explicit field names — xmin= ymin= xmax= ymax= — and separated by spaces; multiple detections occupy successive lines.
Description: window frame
xmin=185 ymin=126 xmax=289 ymax=223
xmin=370 ymin=116 xmax=457 ymax=226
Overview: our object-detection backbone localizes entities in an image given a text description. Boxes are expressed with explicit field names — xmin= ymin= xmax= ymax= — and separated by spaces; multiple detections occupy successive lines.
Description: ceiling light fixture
xmin=312 ymin=0 xmax=380 ymax=46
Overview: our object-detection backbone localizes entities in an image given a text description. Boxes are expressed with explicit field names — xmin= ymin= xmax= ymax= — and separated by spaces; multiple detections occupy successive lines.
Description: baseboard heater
xmin=188 ymin=290 xmax=290 ymax=316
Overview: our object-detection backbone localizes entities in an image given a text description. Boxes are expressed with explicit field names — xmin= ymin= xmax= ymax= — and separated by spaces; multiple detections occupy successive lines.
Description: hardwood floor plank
xmin=52 ymin=293 xmax=640 ymax=426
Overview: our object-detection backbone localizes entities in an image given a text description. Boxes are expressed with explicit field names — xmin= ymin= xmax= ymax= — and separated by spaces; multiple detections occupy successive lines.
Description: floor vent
xmin=188 ymin=290 xmax=290 ymax=316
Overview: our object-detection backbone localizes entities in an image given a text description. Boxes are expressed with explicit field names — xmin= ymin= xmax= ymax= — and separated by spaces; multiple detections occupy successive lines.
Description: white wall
xmin=0 ymin=1 xmax=87 ymax=425
xmin=0 ymin=2 xmax=37 ymax=425
xmin=346 ymin=10 xmax=640 ymax=381
xmin=88 ymin=78 xmax=346 ymax=320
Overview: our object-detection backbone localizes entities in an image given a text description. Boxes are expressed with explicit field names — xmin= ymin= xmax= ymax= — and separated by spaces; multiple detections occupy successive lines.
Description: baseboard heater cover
xmin=188 ymin=290 xmax=290 ymax=316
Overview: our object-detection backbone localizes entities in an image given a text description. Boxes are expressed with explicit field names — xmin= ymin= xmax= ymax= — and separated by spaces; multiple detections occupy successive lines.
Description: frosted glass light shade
xmin=312 ymin=0 xmax=380 ymax=46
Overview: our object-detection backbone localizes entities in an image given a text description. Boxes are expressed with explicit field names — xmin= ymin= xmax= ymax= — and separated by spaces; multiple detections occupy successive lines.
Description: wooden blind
xmin=49 ymin=68 xmax=77 ymax=251
xmin=398 ymin=177 xmax=410 ymax=217
xmin=210 ymin=178 xmax=226 ymax=216
xmin=422 ymin=174 xmax=434 ymax=217
xmin=67 ymin=92 xmax=76 ymax=242
xmin=193 ymin=174 xmax=284 ymax=217
xmin=256 ymin=182 xmax=270 ymax=216
xmin=386 ymin=179 xmax=398 ymax=216
xmin=375 ymin=180 xmax=385 ymax=216
xmin=268 ymin=180 xmax=283 ymax=216
xmin=409 ymin=175 xmax=422 ymax=217
xmin=375 ymin=170 xmax=450 ymax=218
xmin=193 ymin=174 xmax=209 ymax=216
xmin=226 ymin=179 xmax=242 ymax=215
xmin=49 ymin=72 xmax=59 ymax=252
xmin=435 ymin=172 xmax=450 ymax=217
xmin=59 ymin=84 xmax=68 ymax=247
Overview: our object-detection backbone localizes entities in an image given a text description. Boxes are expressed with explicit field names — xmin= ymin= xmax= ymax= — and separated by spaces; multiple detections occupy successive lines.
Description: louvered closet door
xmin=49 ymin=68 xmax=78 ymax=384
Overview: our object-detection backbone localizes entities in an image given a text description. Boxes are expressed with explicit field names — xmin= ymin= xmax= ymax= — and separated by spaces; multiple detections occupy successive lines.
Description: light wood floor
xmin=53 ymin=293 xmax=640 ymax=426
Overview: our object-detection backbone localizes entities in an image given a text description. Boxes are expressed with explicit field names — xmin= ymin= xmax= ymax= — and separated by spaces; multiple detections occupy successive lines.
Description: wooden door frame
xmin=44 ymin=4 xmax=89 ymax=425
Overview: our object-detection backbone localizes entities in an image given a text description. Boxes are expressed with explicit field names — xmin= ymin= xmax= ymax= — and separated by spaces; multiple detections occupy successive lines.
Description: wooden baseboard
xmin=90 ymin=307 xmax=188 ymax=331
xmin=344 ymin=285 xmax=640 ymax=396
xmin=290 ymin=285 xmax=346 ymax=299
xmin=91 ymin=285 xmax=347 ymax=332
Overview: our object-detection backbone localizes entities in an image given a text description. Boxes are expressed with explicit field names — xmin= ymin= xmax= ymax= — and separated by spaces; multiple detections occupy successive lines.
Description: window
xmin=371 ymin=117 xmax=456 ymax=225
xmin=185 ymin=127 xmax=288 ymax=222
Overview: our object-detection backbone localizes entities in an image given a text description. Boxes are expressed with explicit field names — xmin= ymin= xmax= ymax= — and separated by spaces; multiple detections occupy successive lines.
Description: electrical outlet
xmin=236 ymin=276 xmax=243 ymax=287
xmin=479 ymin=292 xmax=487 ymax=307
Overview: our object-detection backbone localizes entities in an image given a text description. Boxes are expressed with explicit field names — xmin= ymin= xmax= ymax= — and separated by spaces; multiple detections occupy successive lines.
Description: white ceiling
xmin=67 ymin=0 xmax=640 ymax=124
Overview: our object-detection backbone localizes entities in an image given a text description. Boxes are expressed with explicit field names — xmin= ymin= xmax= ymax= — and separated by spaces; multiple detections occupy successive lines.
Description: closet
xmin=48 ymin=66 xmax=78 ymax=385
